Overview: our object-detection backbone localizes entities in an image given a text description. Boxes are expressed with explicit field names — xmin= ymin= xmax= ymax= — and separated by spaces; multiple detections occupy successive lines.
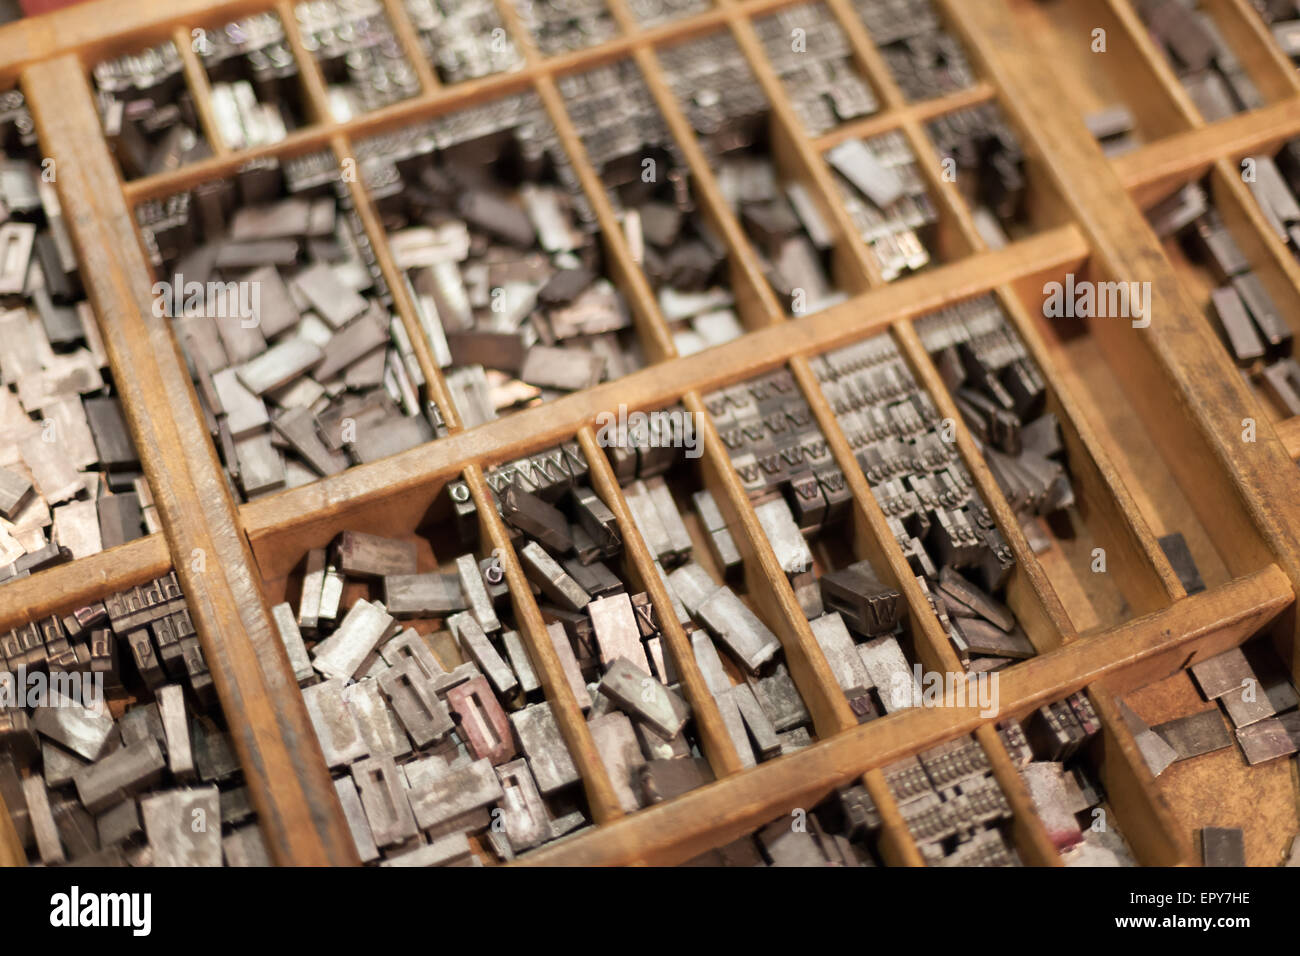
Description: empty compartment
xmin=0 ymin=571 xmax=266 ymax=866
xmin=1005 ymin=0 xmax=1197 ymax=153
xmin=358 ymin=92 xmax=656 ymax=426
xmin=134 ymin=150 xmax=440 ymax=504
xmin=1008 ymin=263 xmax=1268 ymax=590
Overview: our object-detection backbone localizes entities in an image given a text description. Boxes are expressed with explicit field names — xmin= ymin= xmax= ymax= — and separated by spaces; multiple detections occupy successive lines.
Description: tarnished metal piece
xmin=408 ymin=758 xmax=503 ymax=836
xmin=141 ymin=786 xmax=222 ymax=866
xmin=599 ymin=658 xmax=690 ymax=739
xmin=379 ymin=658 xmax=456 ymax=747
xmin=510 ymin=702 xmax=580 ymax=794
xmin=302 ymin=678 xmax=370 ymax=768
xmin=352 ymin=754 xmax=419 ymax=847
xmin=448 ymin=611 xmax=517 ymax=697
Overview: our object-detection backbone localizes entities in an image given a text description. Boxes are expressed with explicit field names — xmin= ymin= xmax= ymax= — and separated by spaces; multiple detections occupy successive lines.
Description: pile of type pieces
xmin=275 ymin=445 xmax=736 ymax=864
xmin=915 ymin=296 xmax=1080 ymax=560
xmin=851 ymin=0 xmax=976 ymax=103
xmin=359 ymin=92 xmax=648 ymax=425
xmin=681 ymin=784 xmax=890 ymax=866
xmin=295 ymin=0 xmax=421 ymax=122
xmin=689 ymin=374 xmax=929 ymax=723
xmin=401 ymin=0 xmax=524 ymax=84
xmin=95 ymin=13 xmax=308 ymax=177
xmin=998 ymin=692 xmax=1139 ymax=866
xmin=604 ymin=413 xmax=820 ymax=764
xmin=711 ymin=342 xmax=1039 ymax=680
xmin=0 ymin=90 xmax=153 ymax=586
xmin=1135 ymin=0 xmax=1261 ymax=120
xmin=135 ymin=150 xmax=439 ymax=504
xmin=1145 ymin=174 xmax=1299 ymax=416
xmin=1115 ymin=637 xmax=1298 ymax=867
xmin=0 ymin=574 xmax=266 ymax=866
xmin=561 ymin=37 xmax=841 ymax=333
xmin=684 ymin=733 xmax=1022 ymax=866
xmin=1249 ymin=0 xmax=1300 ymax=67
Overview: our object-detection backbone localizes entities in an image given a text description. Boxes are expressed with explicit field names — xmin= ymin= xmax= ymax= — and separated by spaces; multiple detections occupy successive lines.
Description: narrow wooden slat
xmin=1277 ymin=416 xmax=1300 ymax=458
xmin=1205 ymin=0 xmax=1300 ymax=102
xmin=1211 ymin=157 xmax=1300 ymax=347
xmin=722 ymin=3 xmax=880 ymax=292
xmin=334 ymin=131 xmax=461 ymax=430
xmin=462 ymin=464 xmax=627 ymax=822
xmin=861 ymin=767 xmax=927 ymax=866
xmin=1114 ymin=97 xmax=1300 ymax=207
xmin=722 ymin=0 xmax=883 ymax=291
xmin=172 ymin=24 xmax=228 ymax=155
xmin=0 ymin=534 xmax=172 ymax=631
xmin=630 ymin=35 xmax=789 ymax=323
xmin=380 ymin=0 xmax=439 ymax=94
xmin=1087 ymin=687 xmax=1197 ymax=866
xmin=814 ymin=84 xmax=998 ymax=151
xmin=0 ymin=792 xmax=22 ymax=866
xmin=974 ymin=723 xmax=1063 ymax=866
xmin=788 ymin=355 xmax=965 ymax=677
xmin=1100 ymin=0 xmax=1205 ymax=129
xmin=822 ymin=0 xmax=906 ymax=109
xmin=533 ymin=74 xmax=678 ymax=360
xmin=23 ymin=54 xmax=359 ymax=867
xmin=576 ymin=426 xmax=745 ymax=777
xmin=521 ymin=564 xmax=1291 ymax=864
xmin=276 ymin=0 xmax=334 ymax=124
xmin=236 ymin=226 xmax=1090 ymax=559
xmin=896 ymin=77 xmax=1182 ymax=618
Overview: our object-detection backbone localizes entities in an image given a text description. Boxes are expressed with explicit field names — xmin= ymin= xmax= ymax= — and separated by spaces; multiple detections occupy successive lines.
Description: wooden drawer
xmin=1 ymin=0 xmax=1298 ymax=866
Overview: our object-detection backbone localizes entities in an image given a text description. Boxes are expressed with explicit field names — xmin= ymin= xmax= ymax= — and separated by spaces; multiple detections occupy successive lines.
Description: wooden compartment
xmin=2 ymin=0 xmax=1300 ymax=867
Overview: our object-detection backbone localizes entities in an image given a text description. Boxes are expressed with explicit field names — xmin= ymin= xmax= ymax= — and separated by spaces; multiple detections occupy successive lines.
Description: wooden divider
xmin=21 ymin=53 xmax=358 ymax=867
xmin=4 ymin=0 xmax=1300 ymax=867
xmin=575 ymin=426 xmax=746 ymax=778
xmin=462 ymin=464 xmax=627 ymax=822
